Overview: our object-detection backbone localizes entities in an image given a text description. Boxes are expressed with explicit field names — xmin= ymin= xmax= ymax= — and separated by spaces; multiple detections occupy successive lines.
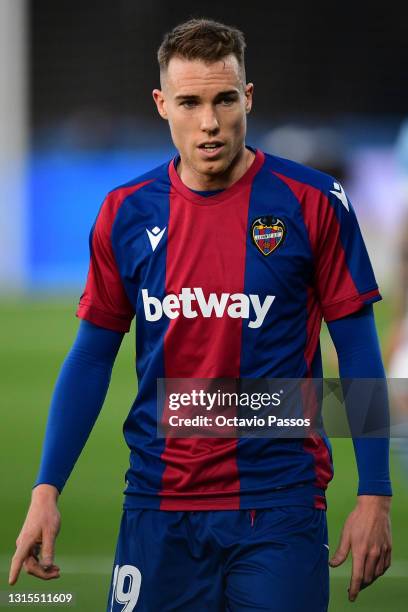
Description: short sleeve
xmin=76 ymin=193 xmax=135 ymax=332
xmin=312 ymin=182 xmax=381 ymax=321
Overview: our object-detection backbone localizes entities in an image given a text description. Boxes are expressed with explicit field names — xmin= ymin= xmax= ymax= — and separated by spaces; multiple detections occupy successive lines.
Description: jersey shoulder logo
xmin=251 ymin=216 xmax=286 ymax=256
xmin=329 ymin=182 xmax=349 ymax=211
xmin=146 ymin=225 xmax=166 ymax=251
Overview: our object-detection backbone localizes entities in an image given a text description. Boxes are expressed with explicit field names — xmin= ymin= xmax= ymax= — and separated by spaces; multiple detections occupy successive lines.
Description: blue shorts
xmin=107 ymin=507 xmax=329 ymax=612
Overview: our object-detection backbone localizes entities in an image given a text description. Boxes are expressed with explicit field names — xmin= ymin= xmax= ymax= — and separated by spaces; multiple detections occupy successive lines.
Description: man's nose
xmin=200 ymin=106 xmax=219 ymax=133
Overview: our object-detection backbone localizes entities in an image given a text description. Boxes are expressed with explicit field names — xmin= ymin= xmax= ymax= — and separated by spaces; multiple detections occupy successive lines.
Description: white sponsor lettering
xmin=141 ymin=288 xmax=275 ymax=329
xmin=194 ymin=287 xmax=230 ymax=318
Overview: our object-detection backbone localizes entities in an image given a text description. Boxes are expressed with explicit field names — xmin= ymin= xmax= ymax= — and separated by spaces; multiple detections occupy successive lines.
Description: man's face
xmin=153 ymin=54 xmax=253 ymax=178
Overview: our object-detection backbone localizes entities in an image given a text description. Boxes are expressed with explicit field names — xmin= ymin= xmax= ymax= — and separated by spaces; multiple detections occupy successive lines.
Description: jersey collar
xmin=168 ymin=146 xmax=265 ymax=205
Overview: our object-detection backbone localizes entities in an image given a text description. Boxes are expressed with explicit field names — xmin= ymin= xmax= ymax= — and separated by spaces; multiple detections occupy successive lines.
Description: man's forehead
xmin=162 ymin=55 xmax=244 ymax=92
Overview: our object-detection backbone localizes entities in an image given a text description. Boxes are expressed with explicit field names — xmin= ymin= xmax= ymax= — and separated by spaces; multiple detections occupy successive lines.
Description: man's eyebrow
xmin=174 ymin=94 xmax=200 ymax=101
xmin=174 ymin=90 xmax=240 ymax=101
xmin=214 ymin=90 xmax=240 ymax=99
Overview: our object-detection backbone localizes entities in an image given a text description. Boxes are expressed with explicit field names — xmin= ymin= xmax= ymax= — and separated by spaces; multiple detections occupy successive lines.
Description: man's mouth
xmin=197 ymin=141 xmax=225 ymax=158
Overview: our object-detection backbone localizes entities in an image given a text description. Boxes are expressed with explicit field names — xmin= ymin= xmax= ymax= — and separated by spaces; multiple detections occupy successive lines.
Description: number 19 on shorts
xmin=110 ymin=564 xmax=142 ymax=611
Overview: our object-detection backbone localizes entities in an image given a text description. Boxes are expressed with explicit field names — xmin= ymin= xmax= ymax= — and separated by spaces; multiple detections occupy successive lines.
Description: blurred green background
xmin=0 ymin=297 xmax=407 ymax=611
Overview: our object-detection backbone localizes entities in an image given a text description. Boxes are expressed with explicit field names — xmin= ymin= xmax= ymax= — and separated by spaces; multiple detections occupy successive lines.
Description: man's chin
xmin=194 ymin=156 xmax=229 ymax=177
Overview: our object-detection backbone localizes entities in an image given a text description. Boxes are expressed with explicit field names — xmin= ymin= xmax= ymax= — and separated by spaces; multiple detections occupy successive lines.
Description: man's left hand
xmin=329 ymin=495 xmax=392 ymax=602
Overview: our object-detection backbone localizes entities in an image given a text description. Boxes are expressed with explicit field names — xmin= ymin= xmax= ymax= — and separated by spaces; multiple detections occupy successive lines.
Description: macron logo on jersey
xmin=146 ymin=226 xmax=166 ymax=251
xmin=330 ymin=182 xmax=349 ymax=211
xmin=142 ymin=288 xmax=275 ymax=329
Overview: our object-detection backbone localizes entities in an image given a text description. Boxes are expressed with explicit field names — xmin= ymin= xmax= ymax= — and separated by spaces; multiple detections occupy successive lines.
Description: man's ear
xmin=152 ymin=89 xmax=168 ymax=120
xmin=244 ymin=82 xmax=254 ymax=114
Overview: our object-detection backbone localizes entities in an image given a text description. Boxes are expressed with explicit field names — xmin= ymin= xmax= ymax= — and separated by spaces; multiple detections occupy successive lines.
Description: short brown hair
xmin=158 ymin=18 xmax=246 ymax=78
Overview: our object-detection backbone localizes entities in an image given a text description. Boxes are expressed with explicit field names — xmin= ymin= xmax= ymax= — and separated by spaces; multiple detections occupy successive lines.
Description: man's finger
xmin=9 ymin=554 xmax=24 ymax=586
xmin=24 ymin=556 xmax=60 ymax=579
xmin=329 ymin=536 xmax=350 ymax=567
xmin=363 ymin=550 xmax=380 ymax=584
xmin=23 ymin=556 xmax=60 ymax=581
xmin=41 ymin=531 xmax=56 ymax=569
xmin=349 ymin=554 xmax=365 ymax=601
xmin=8 ymin=537 xmax=37 ymax=585
xmin=374 ymin=552 xmax=386 ymax=578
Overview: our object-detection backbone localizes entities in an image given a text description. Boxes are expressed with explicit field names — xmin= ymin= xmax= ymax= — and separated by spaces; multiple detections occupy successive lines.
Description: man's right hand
xmin=9 ymin=484 xmax=61 ymax=585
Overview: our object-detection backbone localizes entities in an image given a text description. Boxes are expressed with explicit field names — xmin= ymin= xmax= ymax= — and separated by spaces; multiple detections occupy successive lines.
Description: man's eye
xmin=181 ymin=101 xmax=197 ymax=108
xmin=220 ymin=98 xmax=235 ymax=106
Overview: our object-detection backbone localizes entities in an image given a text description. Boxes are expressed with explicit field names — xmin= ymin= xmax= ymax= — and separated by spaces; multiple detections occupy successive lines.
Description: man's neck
xmin=177 ymin=146 xmax=255 ymax=191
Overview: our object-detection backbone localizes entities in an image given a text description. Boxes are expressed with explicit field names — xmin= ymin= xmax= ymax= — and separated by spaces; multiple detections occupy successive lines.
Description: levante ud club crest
xmin=251 ymin=216 xmax=286 ymax=256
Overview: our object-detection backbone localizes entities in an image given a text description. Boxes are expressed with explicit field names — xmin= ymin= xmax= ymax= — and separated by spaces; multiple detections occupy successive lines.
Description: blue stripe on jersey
xmin=240 ymin=164 xmax=313 ymax=378
xmin=310 ymin=341 xmax=323 ymax=377
xmin=236 ymin=163 xmax=321 ymax=505
xmin=111 ymin=168 xmax=171 ymax=508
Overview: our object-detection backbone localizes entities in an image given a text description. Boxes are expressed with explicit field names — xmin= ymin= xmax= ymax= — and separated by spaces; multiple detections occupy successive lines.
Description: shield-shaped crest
xmin=251 ymin=216 xmax=286 ymax=256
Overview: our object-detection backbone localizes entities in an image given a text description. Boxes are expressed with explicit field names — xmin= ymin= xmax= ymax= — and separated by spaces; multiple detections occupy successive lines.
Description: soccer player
xmin=9 ymin=19 xmax=392 ymax=611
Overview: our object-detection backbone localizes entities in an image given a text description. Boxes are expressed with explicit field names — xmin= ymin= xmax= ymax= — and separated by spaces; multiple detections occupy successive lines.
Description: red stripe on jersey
xmin=303 ymin=432 xmax=333 ymax=494
xmin=159 ymin=180 xmax=253 ymax=510
xmin=77 ymin=180 xmax=154 ymax=332
xmin=314 ymin=495 xmax=327 ymax=510
xmin=272 ymin=172 xmax=363 ymax=320
xmin=304 ymin=286 xmax=322 ymax=372
xmin=323 ymin=287 xmax=380 ymax=321
xmin=301 ymin=287 xmax=333 ymax=495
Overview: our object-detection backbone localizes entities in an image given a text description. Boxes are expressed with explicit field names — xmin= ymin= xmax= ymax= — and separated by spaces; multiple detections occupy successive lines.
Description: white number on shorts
xmin=110 ymin=564 xmax=142 ymax=611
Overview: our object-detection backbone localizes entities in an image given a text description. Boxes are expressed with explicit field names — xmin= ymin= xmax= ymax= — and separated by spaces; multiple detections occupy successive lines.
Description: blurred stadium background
xmin=1 ymin=1 xmax=407 ymax=610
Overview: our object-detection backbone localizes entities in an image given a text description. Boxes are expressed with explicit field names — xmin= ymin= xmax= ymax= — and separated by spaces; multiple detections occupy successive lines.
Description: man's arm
xmin=327 ymin=304 xmax=392 ymax=602
xmin=9 ymin=320 xmax=124 ymax=585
